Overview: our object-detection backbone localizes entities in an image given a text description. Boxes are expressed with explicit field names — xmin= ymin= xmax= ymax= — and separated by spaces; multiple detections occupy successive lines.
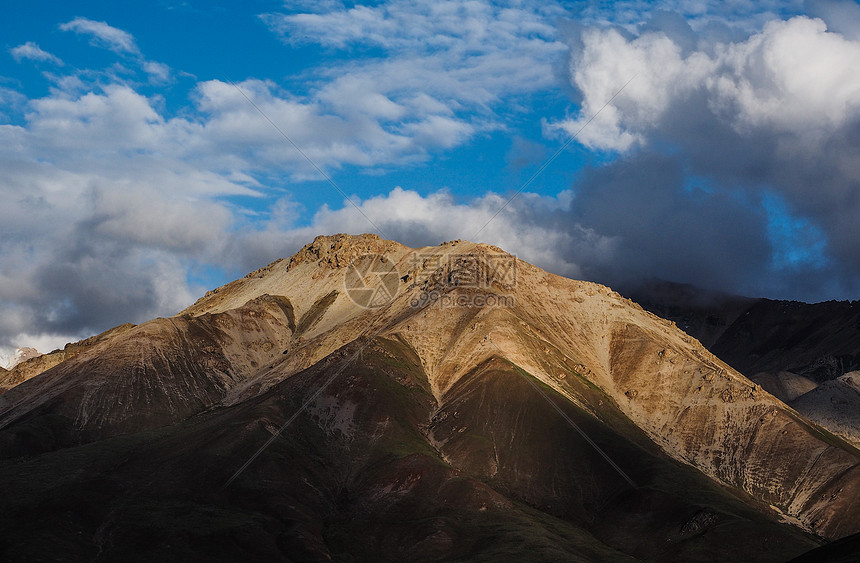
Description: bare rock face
xmin=0 ymin=234 xmax=857 ymax=561
xmin=750 ymin=371 xmax=819 ymax=403
xmin=286 ymin=233 xmax=401 ymax=270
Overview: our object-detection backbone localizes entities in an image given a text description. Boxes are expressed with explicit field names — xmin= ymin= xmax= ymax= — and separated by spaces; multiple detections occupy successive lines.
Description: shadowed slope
xmin=0 ymin=337 xmax=821 ymax=561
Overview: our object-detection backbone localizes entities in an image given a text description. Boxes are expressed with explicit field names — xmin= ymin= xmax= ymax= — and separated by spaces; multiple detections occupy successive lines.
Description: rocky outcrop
xmin=630 ymin=282 xmax=860 ymax=452
xmin=286 ymin=233 xmax=401 ymax=271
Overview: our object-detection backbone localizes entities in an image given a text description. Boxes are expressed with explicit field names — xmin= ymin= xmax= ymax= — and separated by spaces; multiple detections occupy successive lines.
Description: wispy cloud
xmin=263 ymin=0 xmax=568 ymax=159
xmin=59 ymin=17 xmax=139 ymax=54
xmin=265 ymin=0 xmax=563 ymax=51
xmin=57 ymin=17 xmax=172 ymax=84
xmin=142 ymin=60 xmax=170 ymax=82
xmin=10 ymin=42 xmax=64 ymax=65
xmin=572 ymin=0 xmax=805 ymax=32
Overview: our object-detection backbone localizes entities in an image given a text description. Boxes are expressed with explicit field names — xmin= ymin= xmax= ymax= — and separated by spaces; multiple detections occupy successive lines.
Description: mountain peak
xmin=287 ymin=233 xmax=401 ymax=271
xmin=0 ymin=347 xmax=41 ymax=370
xmin=186 ymin=234 xmax=518 ymax=319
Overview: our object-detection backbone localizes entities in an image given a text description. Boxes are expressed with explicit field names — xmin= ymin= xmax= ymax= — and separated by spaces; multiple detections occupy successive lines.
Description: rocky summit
xmin=0 ymin=234 xmax=857 ymax=561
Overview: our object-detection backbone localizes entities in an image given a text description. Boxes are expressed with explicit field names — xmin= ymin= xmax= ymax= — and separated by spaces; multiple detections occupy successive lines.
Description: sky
xmin=2 ymin=0 xmax=860 ymax=356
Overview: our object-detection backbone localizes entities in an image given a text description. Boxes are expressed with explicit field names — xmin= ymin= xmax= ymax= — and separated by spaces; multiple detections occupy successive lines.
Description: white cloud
xmin=806 ymin=0 xmax=860 ymax=40
xmin=56 ymin=18 xmax=172 ymax=88
xmin=0 ymin=82 xmax=257 ymax=349
xmin=712 ymin=17 xmax=860 ymax=136
xmin=555 ymin=15 xmax=860 ymax=150
xmin=0 ymin=21 xmax=573 ymax=349
xmin=0 ymin=334 xmax=75 ymax=363
xmin=267 ymin=0 xmax=563 ymax=52
xmin=27 ymin=85 xmax=165 ymax=152
xmin=550 ymin=11 xmax=860 ymax=300
xmin=556 ymin=26 xmax=711 ymax=150
xmin=401 ymin=115 xmax=474 ymax=149
xmin=191 ymin=79 xmax=414 ymax=173
xmin=6 ymin=1 xmax=860 ymax=355
xmin=143 ymin=60 xmax=170 ymax=83
xmin=60 ymin=17 xmax=139 ymax=54
xmin=263 ymin=0 xmax=568 ymax=157
xmin=89 ymin=186 xmax=232 ymax=251
xmin=10 ymin=42 xmax=63 ymax=65
xmin=231 ymin=186 xmax=609 ymax=282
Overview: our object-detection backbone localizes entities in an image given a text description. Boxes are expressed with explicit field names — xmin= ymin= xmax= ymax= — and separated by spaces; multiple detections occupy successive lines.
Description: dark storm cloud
xmin=550 ymin=7 xmax=860 ymax=301
xmin=0 ymin=202 xmax=204 ymax=347
xmin=558 ymin=154 xmax=772 ymax=295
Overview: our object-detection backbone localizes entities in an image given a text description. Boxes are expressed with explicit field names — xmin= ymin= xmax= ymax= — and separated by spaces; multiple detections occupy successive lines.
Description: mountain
xmin=622 ymin=281 xmax=759 ymax=350
xmin=791 ymin=532 xmax=860 ymax=563
xmin=0 ymin=234 xmax=857 ymax=561
xmin=0 ymin=347 xmax=41 ymax=371
xmin=0 ymin=324 xmax=135 ymax=394
xmin=629 ymin=281 xmax=860 ymax=448
xmin=788 ymin=372 xmax=860 ymax=446
xmin=711 ymin=299 xmax=860 ymax=382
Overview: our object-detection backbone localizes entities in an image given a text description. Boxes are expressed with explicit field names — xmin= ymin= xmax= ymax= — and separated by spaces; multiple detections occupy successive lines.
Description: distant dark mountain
xmin=621 ymin=281 xmax=759 ymax=349
xmin=627 ymin=281 xmax=860 ymax=451
xmin=0 ymin=236 xmax=857 ymax=561
xmin=627 ymin=281 xmax=860 ymax=382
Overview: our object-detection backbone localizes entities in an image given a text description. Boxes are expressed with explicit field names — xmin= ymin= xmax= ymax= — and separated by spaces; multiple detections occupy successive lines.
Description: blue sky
xmin=2 ymin=0 xmax=860 ymax=353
